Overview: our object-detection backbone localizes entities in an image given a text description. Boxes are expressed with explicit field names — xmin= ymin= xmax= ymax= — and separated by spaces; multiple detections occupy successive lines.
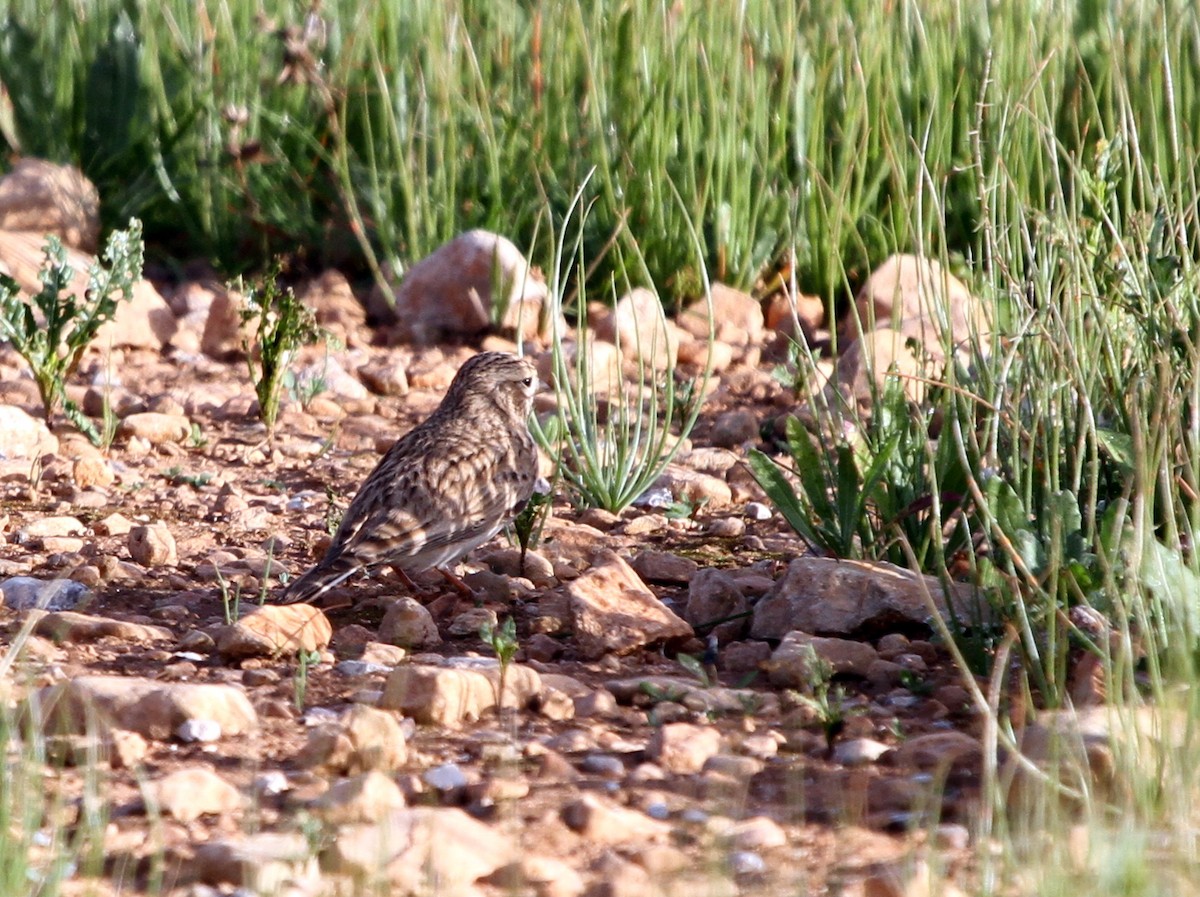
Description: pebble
xmin=0 ymin=576 xmax=90 ymax=611
xmin=730 ymin=851 xmax=766 ymax=876
xmin=177 ymin=719 xmax=224 ymax=743
xmin=744 ymin=502 xmax=772 ymax=521
xmin=581 ymin=753 xmax=625 ymax=779
xmin=424 ymin=763 xmax=469 ymax=791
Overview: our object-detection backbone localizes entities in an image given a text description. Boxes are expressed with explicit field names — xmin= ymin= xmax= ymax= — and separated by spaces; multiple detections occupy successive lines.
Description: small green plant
xmin=186 ymin=422 xmax=208 ymax=449
xmin=283 ymin=366 xmax=329 ymax=410
xmin=293 ymin=648 xmax=322 ymax=712
xmin=511 ymin=488 xmax=553 ymax=573
xmin=479 ymin=616 xmax=519 ymax=714
xmin=237 ymin=266 xmax=321 ymax=435
xmin=0 ymin=220 xmax=144 ymax=432
xmin=161 ymin=466 xmax=213 ymax=489
xmin=214 ymin=566 xmax=241 ymax=625
xmin=789 ymin=643 xmax=854 ymax=751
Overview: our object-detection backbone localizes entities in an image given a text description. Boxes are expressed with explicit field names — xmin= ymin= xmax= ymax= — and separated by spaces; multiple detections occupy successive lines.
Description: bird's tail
xmin=280 ymin=556 xmax=361 ymax=608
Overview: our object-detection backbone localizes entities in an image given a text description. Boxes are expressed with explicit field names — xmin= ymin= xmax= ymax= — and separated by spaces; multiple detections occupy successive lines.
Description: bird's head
xmin=444 ymin=351 xmax=539 ymax=423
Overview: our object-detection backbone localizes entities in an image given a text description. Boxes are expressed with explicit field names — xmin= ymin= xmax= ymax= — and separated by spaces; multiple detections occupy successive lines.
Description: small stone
xmin=766 ymin=631 xmax=880 ymax=685
xmin=424 ymin=762 xmax=470 ymax=792
xmin=710 ymin=409 xmax=760 ymax=448
xmin=176 ymin=719 xmax=224 ymax=743
xmin=108 ymin=729 xmax=149 ymax=769
xmin=357 ymin=357 xmax=410 ymax=396
xmin=191 ymin=832 xmax=315 ymax=892
xmin=93 ymin=512 xmax=133 ymax=536
xmin=448 ymin=606 xmax=498 ymax=637
xmin=378 ymin=597 xmax=442 ymax=649
xmin=744 ymin=502 xmax=772 ymax=521
xmin=685 ymin=569 xmax=748 ymax=643
xmin=0 ymin=404 xmax=58 ymax=458
xmin=32 ymin=610 xmax=171 ymax=643
xmin=0 ymin=577 xmax=90 ymax=611
xmin=216 ymin=604 xmax=333 ymax=659
xmin=560 ymin=793 xmax=672 ymax=844
xmin=296 ymin=704 xmax=407 ymax=774
xmin=128 ymin=523 xmax=178 ymax=567
xmin=149 ymin=766 xmax=242 ymax=823
xmin=378 ymin=660 xmax=542 ymax=728
xmin=630 ymin=550 xmax=698 ymax=584
xmin=832 ymin=738 xmax=890 ymax=766
xmin=18 ymin=516 xmax=85 ymax=540
xmin=311 ymin=770 xmax=406 ymax=825
xmin=38 ymin=676 xmax=257 ymax=740
xmin=118 ymin=412 xmax=191 ymax=445
xmin=72 ymin=456 xmax=114 ymax=489
xmin=646 ymin=722 xmax=723 ymax=775
xmin=706 ymin=517 xmax=745 ymax=538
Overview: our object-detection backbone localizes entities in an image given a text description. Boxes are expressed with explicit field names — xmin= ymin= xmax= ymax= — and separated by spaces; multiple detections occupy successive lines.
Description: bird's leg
xmin=437 ymin=566 xmax=477 ymax=598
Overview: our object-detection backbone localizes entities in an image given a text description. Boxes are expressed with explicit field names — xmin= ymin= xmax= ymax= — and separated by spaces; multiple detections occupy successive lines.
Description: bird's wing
xmin=329 ymin=426 xmax=530 ymax=572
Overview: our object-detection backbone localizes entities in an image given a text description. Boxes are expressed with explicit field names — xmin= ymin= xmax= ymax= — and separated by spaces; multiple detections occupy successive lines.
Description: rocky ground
xmin=0 ymin=163 xmax=995 ymax=897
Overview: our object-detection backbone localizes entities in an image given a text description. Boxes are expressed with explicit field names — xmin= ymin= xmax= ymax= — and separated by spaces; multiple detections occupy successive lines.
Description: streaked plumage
xmin=282 ymin=351 xmax=539 ymax=608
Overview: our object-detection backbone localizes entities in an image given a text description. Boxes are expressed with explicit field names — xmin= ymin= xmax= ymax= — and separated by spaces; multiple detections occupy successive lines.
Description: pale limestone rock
xmin=128 ymin=523 xmax=177 ymax=567
xmin=565 ymin=550 xmax=692 ymax=659
xmin=534 ymin=337 xmax=623 ymax=396
xmin=653 ymin=464 xmax=733 ymax=507
xmin=297 ymin=704 xmax=407 ymax=774
xmin=560 ymin=793 xmax=672 ymax=844
xmin=832 ymin=738 xmax=891 ymax=767
xmin=71 ymin=455 xmax=114 ymax=489
xmin=750 ymin=557 xmax=984 ymax=639
xmin=148 ymin=766 xmax=242 ymax=823
xmin=357 ymin=356 xmax=410 ymax=397
xmin=191 ymin=833 xmax=317 ymax=891
xmin=827 ymin=254 xmax=990 ymax=411
xmin=199 ymin=283 xmax=250 ymax=359
xmin=677 ymin=283 xmax=764 ymax=346
xmin=216 ymin=604 xmax=333 ymax=659
xmin=487 ymin=855 xmax=586 ymax=897
xmin=378 ymin=660 xmax=542 ymax=728
xmin=377 ymin=230 xmax=549 ymax=344
xmin=766 ymin=631 xmax=880 ymax=684
xmin=848 ymin=253 xmax=986 ymax=341
xmin=322 ymin=807 xmax=512 ymax=891
xmin=96 ymin=280 xmax=176 ymax=351
xmin=0 ymin=159 xmax=99 ymax=251
xmin=117 ymin=411 xmax=191 ymax=445
xmin=646 ymin=722 xmax=723 ymax=774
xmin=298 ymin=269 xmax=367 ymax=345
xmin=593 ymin=287 xmax=680 ymax=370
xmin=310 ymin=770 xmax=406 ymax=825
xmin=0 ymin=404 xmax=58 ymax=459
xmin=723 ymin=816 xmax=788 ymax=850
xmin=93 ymin=512 xmax=132 ymax=536
xmin=38 ymin=675 xmax=257 ymax=740
xmin=31 ymin=610 xmax=168 ymax=642
xmin=378 ymin=597 xmax=442 ymax=649
xmin=18 ymin=516 xmax=84 ymax=539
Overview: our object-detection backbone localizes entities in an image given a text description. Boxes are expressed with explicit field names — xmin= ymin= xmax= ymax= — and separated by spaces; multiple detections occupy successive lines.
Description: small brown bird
xmin=282 ymin=351 xmax=540 ymax=607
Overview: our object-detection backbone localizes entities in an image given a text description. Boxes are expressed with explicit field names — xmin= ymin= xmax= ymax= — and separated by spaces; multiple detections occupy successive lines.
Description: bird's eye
xmin=521 ymin=377 xmax=533 ymax=387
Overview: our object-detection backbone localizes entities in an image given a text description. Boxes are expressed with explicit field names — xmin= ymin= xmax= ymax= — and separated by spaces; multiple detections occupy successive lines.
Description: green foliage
xmin=237 ymin=269 xmax=322 ymax=435
xmin=480 ymin=616 xmax=519 ymax=715
xmin=293 ymin=649 xmax=322 ymax=712
xmin=511 ymin=488 xmax=553 ymax=573
xmin=747 ymin=375 xmax=959 ymax=566
xmin=0 ymin=220 xmax=143 ymax=435
xmin=531 ymin=180 xmax=712 ymax=513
